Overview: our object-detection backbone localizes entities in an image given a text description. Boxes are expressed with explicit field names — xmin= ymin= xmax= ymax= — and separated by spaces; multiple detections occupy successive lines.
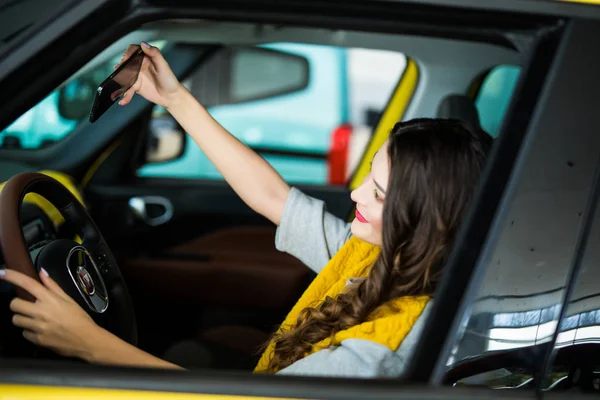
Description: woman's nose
xmin=350 ymin=182 xmax=366 ymax=204
xmin=351 ymin=174 xmax=371 ymax=203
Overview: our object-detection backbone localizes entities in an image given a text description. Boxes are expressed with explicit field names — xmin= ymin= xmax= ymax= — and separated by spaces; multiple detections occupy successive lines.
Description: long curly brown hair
xmin=261 ymin=118 xmax=493 ymax=373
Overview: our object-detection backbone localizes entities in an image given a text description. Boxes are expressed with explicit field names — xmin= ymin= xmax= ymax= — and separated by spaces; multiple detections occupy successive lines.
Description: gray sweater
xmin=274 ymin=187 xmax=431 ymax=377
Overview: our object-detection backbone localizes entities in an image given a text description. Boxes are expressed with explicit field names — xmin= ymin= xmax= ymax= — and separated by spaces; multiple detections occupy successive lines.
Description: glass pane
xmin=443 ymin=63 xmax=600 ymax=389
xmin=0 ymin=39 xmax=167 ymax=150
xmin=0 ymin=90 xmax=78 ymax=149
xmin=543 ymin=176 xmax=600 ymax=392
xmin=138 ymin=44 xmax=407 ymax=186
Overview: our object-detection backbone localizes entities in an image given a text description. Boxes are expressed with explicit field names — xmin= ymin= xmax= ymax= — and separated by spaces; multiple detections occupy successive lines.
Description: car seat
xmin=436 ymin=94 xmax=481 ymax=127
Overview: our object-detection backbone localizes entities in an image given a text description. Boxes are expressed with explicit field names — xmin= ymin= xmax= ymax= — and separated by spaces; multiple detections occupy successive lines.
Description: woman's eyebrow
xmin=373 ymin=179 xmax=386 ymax=194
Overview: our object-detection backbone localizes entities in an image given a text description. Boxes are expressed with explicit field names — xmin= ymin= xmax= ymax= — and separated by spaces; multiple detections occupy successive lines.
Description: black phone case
xmin=89 ymin=48 xmax=144 ymax=123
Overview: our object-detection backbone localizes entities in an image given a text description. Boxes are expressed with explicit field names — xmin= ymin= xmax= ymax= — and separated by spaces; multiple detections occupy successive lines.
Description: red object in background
xmin=327 ymin=124 xmax=352 ymax=185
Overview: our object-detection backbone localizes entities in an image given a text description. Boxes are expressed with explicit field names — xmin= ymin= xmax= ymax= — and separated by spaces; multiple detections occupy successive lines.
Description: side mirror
xmin=57 ymin=78 xmax=96 ymax=121
xmin=145 ymin=113 xmax=186 ymax=164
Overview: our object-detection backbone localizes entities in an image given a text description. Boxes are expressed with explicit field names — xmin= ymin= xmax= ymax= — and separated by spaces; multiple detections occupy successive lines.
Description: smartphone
xmin=89 ymin=47 xmax=144 ymax=123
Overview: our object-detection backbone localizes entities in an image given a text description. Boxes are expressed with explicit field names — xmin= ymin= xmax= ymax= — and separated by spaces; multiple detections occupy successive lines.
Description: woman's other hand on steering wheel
xmin=115 ymin=42 xmax=186 ymax=109
xmin=0 ymin=268 xmax=101 ymax=360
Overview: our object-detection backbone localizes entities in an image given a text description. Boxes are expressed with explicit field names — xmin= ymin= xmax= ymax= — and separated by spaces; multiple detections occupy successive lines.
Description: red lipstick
xmin=355 ymin=209 xmax=368 ymax=223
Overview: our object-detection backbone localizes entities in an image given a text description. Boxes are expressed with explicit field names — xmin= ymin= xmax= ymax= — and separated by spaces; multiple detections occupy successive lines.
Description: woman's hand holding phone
xmin=116 ymin=42 xmax=186 ymax=109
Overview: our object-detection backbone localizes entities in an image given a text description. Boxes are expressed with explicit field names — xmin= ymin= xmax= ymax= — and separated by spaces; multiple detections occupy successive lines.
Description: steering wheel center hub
xmin=67 ymin=246 xmax=108 ymax=313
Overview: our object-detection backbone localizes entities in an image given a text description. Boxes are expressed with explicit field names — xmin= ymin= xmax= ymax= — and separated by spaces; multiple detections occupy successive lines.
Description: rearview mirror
xmin=145 ymin=113 xmax=186 ymax=164
xmin=191 ymin=46 xmax=309 ymax=108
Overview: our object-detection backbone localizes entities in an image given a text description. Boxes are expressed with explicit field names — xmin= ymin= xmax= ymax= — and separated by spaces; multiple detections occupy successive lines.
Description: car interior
xmin=0 ymin=17 xmax=523 ymax=374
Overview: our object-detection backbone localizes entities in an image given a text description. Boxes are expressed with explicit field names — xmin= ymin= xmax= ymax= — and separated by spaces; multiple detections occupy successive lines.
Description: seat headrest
xmin=436 ymin=94 xmax=481 ymax=127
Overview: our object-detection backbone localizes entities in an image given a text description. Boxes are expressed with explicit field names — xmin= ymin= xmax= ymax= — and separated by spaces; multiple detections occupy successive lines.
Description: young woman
xmin=0 ymin=42 xmax=493 ymax=377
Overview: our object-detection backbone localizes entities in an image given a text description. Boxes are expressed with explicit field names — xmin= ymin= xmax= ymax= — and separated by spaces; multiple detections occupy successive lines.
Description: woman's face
xmin=350 ymin=141 xmax=390 ymax=246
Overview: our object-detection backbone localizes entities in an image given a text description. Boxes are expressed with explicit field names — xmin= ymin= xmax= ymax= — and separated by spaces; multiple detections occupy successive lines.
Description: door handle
xmin=128 ymin=196 xmax=174 ymax=227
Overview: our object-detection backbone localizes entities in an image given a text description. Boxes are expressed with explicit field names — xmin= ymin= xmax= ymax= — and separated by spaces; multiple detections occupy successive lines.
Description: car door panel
xmin=86 ymin=180 xmax=353 ymax=249
xmin=0 ymin=360 xmax=553 ymax=400
xmin=85 ymin=181 xmax=350 ymax=337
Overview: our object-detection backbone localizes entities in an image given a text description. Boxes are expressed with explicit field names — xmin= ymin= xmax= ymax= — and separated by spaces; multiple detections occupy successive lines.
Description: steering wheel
xmin=0 ymin=172 xmax=137 ymax=346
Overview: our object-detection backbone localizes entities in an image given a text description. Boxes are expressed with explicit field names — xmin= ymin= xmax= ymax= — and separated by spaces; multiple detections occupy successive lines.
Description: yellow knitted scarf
xmin=254 ymin=236 xmax=429 ymax=373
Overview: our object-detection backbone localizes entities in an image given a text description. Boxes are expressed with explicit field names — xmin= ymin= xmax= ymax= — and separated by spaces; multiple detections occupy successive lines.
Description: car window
xmin=136 ymin=43 xmax=407 ymax=185
xmin=542 ymin=180 xmax=600 ymax=392
xmin=0 ymin=40 xmax=168 ymax=150
xmin=475 ymin=65 xmax=520 ymax=137
xmin=442 ymin=60 xmax=596 ymax=388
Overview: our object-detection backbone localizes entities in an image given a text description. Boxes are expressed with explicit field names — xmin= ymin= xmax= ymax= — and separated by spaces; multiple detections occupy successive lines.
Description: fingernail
xmin=141 ymin=41 xmax=151 ymax=48
xmin=0 ymin=269 xmax=5 ymax=278
xmin=40 ymin=268 xmax=49 ymax=277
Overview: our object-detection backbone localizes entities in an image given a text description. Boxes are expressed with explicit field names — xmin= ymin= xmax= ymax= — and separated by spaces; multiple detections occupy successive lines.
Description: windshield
xmin=0 ymin=34 xmax=167 ymax=150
